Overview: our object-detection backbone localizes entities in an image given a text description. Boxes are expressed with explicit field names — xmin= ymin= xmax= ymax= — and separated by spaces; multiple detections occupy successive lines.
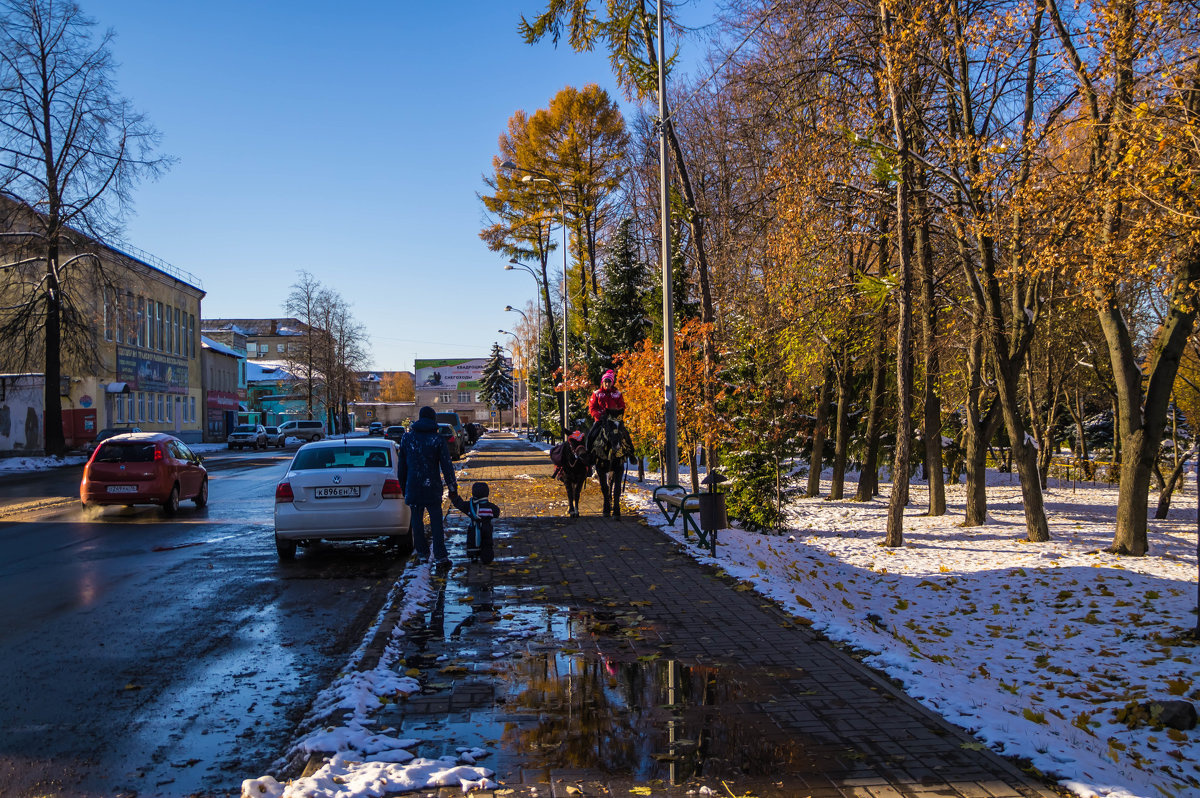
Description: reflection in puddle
xmin=385 ymin=564 xmax=842 ymax=787
xmin=493 ymin=652 xmax=826 ymax=783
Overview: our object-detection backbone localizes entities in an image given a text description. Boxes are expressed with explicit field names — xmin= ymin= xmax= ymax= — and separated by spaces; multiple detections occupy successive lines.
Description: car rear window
xmin=94 ymin=442 xmax=157 ymax=463
xmin=233 ymin=425 xmax=256 ymax=433
xmin=290 ymin=447 xmax=392 ymax=470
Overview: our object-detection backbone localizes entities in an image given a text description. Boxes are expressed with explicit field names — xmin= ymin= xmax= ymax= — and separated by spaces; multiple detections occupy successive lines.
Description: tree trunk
xmin=855 ymin=316 xmax=888 ymax=501
xmin=1155 ymin=448 xmax=1194 ymax=519
xmin=806 ymin=367 xmax=834 ymax=498
xmin=963 ymin=419 xmax=990 ymax=526
xmin=1099 ymin=248 xmax=1200 ymax=555
xmin=881 ymin=2 xmax=913 ymax=548
xmin=918 ymin=204 xmax=945 ymax=516
xmin=830 ymin=365 xmax=851 ymax=500
xmin=995 ymin=362 xmax=1051 ymax=541
xmin=43 ymin=240 xmax=65 ymax=456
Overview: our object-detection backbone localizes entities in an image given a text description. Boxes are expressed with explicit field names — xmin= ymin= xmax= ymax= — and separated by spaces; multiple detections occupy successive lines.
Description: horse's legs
xmin=598 ymin=469 xmax=611 ymax=517
xmin=612 ymin=463 xmax=623 ymax=517
xmin=569 ymin=478 xmax=582 ymax=517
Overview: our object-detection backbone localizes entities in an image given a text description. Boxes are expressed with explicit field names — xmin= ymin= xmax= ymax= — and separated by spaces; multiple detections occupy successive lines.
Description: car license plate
xmin=106 ymin=485 xmax=137 ymax=494
xmin=314 ymin=486 xmax=360 ymax=499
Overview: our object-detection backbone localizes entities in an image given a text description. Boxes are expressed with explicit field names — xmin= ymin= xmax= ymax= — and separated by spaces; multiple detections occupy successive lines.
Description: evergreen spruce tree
xmin=480 ymin=343 xmax=514 ymax=412
xmin=592 ymin=219 xmax=651 ymax=377
xmin=718 ymin=315 xmax=805 ymax=532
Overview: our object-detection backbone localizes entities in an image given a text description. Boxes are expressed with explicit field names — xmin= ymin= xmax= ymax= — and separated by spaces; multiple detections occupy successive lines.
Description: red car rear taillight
xmin=381 ymin=478 xmax=402 ymax=499
xmin=275 ymin=482 xmax=294 ymax=502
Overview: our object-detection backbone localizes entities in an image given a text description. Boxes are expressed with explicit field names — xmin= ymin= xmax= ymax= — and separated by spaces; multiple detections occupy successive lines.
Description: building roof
xmin=246 ymin=360 xmax=299 ymax=383
xmin=200 ymin=336 xmax=242 ymax=359
xmin=201 ymin=318 xmax=316 ymax=337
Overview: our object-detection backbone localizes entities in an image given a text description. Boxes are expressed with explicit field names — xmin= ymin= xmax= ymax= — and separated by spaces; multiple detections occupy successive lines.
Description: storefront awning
xmin=106 ymin=382 xmax=131 ymax=394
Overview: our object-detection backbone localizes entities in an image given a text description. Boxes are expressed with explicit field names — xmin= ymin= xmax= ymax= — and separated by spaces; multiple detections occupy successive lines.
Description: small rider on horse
xmin=585 ymin=369 xmax=626 ymax=450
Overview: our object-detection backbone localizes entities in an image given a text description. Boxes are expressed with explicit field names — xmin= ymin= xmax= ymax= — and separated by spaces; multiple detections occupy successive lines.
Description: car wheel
xmin=193 ymin=478 xmax=208 ymax=507
xmin=275 ymin=534 xmax=297 ymax=561
xmin=162 ymin=484 xmax=180 ymax=516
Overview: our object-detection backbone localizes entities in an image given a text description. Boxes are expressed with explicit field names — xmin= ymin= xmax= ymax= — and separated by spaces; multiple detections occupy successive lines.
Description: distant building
xmin=200 ymin=336 xmax=244 ymax=442
xmin=201 ymin=318 xmax=317 ymax=362
xmin=0 ymin=197 xmax=205 ymax=450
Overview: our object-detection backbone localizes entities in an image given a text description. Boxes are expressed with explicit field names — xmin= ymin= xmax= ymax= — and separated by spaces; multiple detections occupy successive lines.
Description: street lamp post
xmin=656 ymin=0 xmax=678 ymax=485
xmin=500 ymin=160 xmax=570 ymax=440
xmin=505 ymin=304 xmax=540 ymax=439
xmin=497 ymin=334 xmax=521 ymax=431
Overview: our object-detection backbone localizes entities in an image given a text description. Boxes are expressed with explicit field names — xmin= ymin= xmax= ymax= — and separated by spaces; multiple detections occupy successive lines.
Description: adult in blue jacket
xmin=397 ymin=406 xmax=459 ymax=565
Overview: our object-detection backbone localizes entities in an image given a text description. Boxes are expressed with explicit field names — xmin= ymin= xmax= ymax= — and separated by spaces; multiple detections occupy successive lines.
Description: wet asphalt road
xmin=0 ymin=447 xmax=409 ymax=797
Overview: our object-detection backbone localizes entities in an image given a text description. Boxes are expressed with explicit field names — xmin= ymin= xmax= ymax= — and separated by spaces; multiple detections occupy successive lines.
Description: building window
xmin=166 ymin=395 xmax=173 ymax=422
xmin=103 ymin=289 xmax=114 ymax=342
xmin=156 ymin=302 xmax=164 ymax=351
xmin=438 ymin=392 xmax=452 ymax=404
xmin=137 ymin=392 xmax=145 ymax=422
xmin=173 ymin=307 xmax=180 ymax=356
xmin=115 ymin=394 xmax=124 ymax=423
xmin=188 ymin=314 xmax=195 ymax=359
xmin=458 ymin=391 xmax=471 ymax=403
xmin=190 ymin=396 xmax=196 ymax=422
xmin=277 ymin=343 xmax=284 ymax=353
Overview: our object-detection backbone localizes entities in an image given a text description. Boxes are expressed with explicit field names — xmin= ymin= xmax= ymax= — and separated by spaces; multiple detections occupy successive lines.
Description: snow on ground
xmin=241 ymin=563 xmax=498 ymax=798
xmin=622 ymin=467 xmax=1200 ymax=798
xmin=8 ymin=434 xmax=1192 ymax=797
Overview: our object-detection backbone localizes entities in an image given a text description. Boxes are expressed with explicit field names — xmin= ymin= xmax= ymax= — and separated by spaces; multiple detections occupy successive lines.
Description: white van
xmin=277 ymin=419 xmax=325 ymax=442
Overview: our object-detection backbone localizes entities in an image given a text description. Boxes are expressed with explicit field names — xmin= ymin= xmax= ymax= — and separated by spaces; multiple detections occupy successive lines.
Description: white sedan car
xmin=273 ymin=439 xmax=412 ymax=560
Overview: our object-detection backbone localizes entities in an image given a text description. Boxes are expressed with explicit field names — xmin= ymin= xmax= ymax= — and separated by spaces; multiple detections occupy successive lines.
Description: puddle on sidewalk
xmin=383 ymin=566 xmax=847 ymax=786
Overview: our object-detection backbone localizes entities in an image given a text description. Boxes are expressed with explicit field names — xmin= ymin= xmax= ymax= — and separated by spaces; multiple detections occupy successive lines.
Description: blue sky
xmin=90 ymin=0 xmax=717 ymax=371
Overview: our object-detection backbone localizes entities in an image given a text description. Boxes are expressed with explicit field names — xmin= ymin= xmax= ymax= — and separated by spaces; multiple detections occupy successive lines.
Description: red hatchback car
xmin=80 ymin=432 xmax=209 ymax=515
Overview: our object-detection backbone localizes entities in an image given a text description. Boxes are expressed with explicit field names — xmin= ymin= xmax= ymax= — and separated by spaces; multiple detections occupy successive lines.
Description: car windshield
xmin=233 ymin=425 xmax=256 ymax=433
xmin=94 ymin=441 xmax=156 ymax=463
xmin=290 ymin=446 xmax=392 ymax=470
xmin=265 ymin=427 xmax=279 ymax=434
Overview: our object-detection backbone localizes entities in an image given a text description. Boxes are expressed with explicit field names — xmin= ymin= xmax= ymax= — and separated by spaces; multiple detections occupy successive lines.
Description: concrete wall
xmin=0 ymin=375 xmax=44 ymax=456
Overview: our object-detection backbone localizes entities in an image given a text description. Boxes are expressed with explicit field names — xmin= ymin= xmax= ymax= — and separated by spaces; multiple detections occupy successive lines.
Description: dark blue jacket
xmin=397 ymin=417 xmax=457 ymax=505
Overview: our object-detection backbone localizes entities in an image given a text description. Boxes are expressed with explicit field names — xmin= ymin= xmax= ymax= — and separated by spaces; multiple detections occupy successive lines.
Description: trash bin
xmin=697 ymin=491 xmax=727 ymax=531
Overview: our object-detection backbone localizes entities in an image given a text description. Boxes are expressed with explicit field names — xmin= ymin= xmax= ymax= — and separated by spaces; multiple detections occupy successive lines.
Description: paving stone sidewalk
xmin=387 ymin=436 xmax=1064 ymax=798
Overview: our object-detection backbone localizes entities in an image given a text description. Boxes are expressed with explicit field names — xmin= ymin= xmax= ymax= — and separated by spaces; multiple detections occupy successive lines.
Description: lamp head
xmin=504 ymin=264 xmax=514 ymax=271
xmin=501 ymin=160 xmax=516 ymax=170
xmin=505 ymin=305 xmax=514 ymax=312
xmin=521 ymin=175 xmax=533 ymax=183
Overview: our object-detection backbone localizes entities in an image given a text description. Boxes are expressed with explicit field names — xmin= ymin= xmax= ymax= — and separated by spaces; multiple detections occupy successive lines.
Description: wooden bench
xmin=653 ymin=484 xmax=717 ymax=554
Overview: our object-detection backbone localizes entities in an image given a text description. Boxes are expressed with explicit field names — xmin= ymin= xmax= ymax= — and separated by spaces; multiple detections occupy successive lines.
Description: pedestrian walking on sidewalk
xmin=397 ymin=405 xmax=458 ymax=565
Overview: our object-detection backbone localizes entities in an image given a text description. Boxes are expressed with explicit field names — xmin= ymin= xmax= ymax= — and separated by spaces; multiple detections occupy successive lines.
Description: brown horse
xmin=588 ymin=413 xmax=634 ymax=518
xmin=552 ymin=433 xmax=591 ymax=517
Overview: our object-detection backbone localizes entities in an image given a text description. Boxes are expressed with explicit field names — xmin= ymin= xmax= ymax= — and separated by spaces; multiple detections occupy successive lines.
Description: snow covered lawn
xmin=623 ymin=470 xmax=1200 ymax=798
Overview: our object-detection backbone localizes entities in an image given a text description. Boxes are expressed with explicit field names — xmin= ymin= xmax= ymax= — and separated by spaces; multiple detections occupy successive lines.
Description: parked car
xmin=273 ymin=439 xmax=412 ymax=560
xmin=264 ymin=426 xmax=287 ymax=448
xmin=277 ymin=419 xmax=326 ymax=442
xmin=368 ymin=421 xmax=384 ymax=436
xmin=438 ymin=423 xmax=463 ymax=461
xmin=80 ymin=432 xmax=208 ymax=515
xmin=436 ymin=412 xmax=470 ymax=451
xmin=82 ymin=426 xmax=142 ymax=455
xmin=384 ymin=425 xmax=406 ymax=445
xmin=228 ymin=424 xmax=267 ymax=450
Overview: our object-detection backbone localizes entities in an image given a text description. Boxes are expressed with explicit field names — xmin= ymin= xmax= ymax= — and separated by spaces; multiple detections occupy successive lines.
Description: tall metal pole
xmin=559 ymin=192 xmax=570 ymax=439
xmin=505 ymin=263 xmax=543 ymax=438
xmin=658 ymin=0 xmax=679 ymax=485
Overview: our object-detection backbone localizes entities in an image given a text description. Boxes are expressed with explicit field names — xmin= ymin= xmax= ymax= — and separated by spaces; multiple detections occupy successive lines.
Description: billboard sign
xmin=414 ymin=358 xmax=507 ymax=390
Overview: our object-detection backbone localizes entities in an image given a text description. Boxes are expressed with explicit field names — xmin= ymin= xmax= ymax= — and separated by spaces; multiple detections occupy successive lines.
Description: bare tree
xmin=0 ymin=0 xmax=170 ymax=454
xmin=284 ymin=271 xmax=330 ymax=418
